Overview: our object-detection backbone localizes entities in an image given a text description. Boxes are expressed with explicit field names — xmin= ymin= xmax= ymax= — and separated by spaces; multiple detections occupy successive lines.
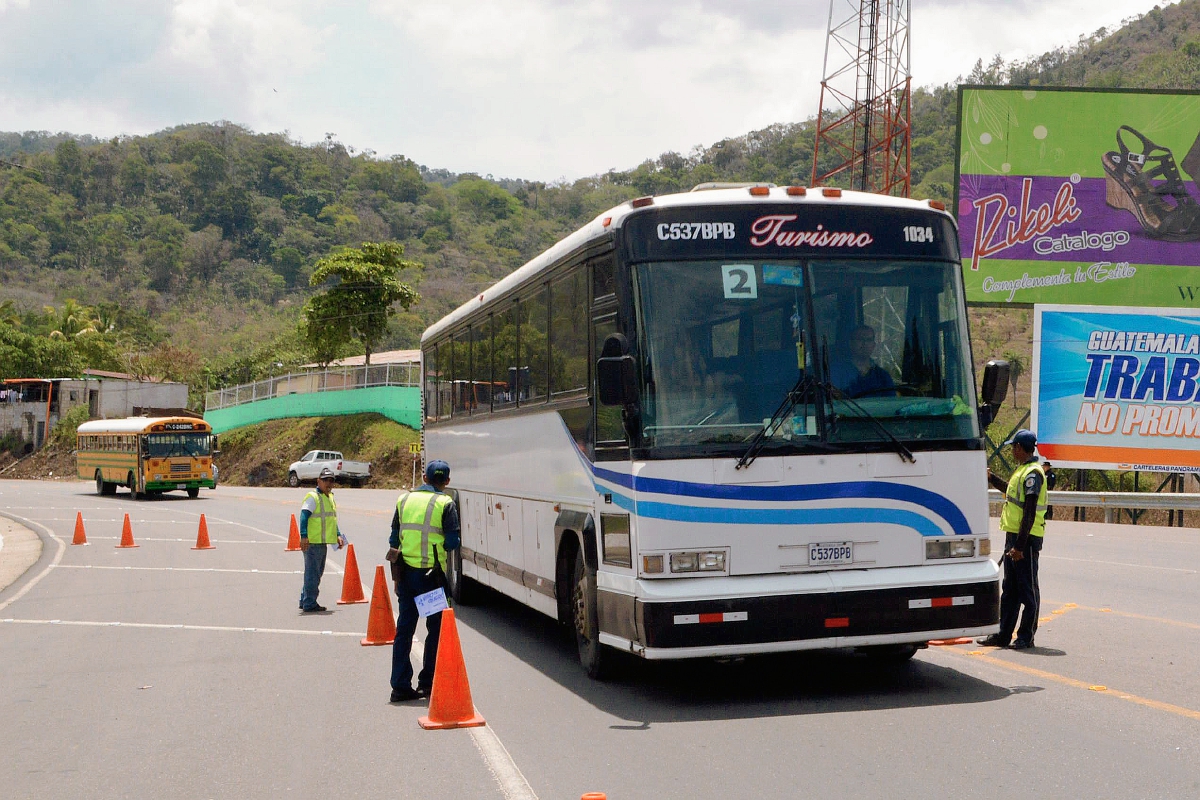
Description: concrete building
xmin=0 ymin=370 xmax=189 ymax=452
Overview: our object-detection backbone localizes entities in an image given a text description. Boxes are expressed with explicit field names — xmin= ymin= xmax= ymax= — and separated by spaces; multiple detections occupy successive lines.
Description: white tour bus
xmin=422 ymin=184 xmax=1009 ymax=677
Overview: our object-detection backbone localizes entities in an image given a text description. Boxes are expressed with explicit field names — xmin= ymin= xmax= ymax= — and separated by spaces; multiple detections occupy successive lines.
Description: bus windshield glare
xmin=145 ymin=433 xmax=213 ymax=458
xmin=634 ymin=258 xmax=978 ymax=450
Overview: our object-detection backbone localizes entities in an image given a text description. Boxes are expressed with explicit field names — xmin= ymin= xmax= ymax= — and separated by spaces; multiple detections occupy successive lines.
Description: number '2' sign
xmin=721 ymin=264 xmax=758 ymax=299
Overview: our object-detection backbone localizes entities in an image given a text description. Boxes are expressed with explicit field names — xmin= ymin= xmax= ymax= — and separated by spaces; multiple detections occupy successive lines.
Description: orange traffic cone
xmin=286 ymin=514 xmax=301 ymax=551
xmin=360 ymin=565 xmax=396 ymax=646
xmin=192 ymin=514 xmax=215 ymax=550
xmin=116 ymin=513 xmax=138 ymax=548
xmin=71 ymin=512 xmax=88 ymax=545
xmin=418 ymin=608 xmax=486 ymax=730
xmin=582 ymin=795 xmax=607 ymax=800
xmin=337 ymin=543 xmax=367 ymax=604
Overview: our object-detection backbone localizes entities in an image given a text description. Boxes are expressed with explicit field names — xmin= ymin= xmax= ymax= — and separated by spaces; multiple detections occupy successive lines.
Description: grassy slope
xmin=217 ymin=413 xmax=420 ymax=490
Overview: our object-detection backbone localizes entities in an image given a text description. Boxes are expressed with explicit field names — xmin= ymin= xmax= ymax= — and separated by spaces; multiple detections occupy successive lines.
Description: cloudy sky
xmin=0 ymin=0 xmax=1172 ymax=181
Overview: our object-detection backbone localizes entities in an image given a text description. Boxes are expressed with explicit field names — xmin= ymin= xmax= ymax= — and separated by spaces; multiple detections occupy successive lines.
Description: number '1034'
xmin=902 ymin=226 xmax=934 ymax=243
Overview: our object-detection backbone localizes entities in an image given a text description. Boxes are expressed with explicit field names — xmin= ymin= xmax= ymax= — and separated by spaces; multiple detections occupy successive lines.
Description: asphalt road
xmin=1 ymin=479 xmax=1197 ymax=799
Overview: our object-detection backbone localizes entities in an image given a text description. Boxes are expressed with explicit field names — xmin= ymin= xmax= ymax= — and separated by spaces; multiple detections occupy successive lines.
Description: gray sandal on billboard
xmin=1101 ymin=125 xmax=1200 ymax=241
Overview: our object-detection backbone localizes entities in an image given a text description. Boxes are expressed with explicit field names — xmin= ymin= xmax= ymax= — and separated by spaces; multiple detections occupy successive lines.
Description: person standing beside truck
xmin=298 ymin=467 xmax=345 ymax=613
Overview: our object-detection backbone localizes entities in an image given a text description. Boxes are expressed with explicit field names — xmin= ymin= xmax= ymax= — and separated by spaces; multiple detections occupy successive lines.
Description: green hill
xmin=1 ymin=0 xmax=1197 ymax=403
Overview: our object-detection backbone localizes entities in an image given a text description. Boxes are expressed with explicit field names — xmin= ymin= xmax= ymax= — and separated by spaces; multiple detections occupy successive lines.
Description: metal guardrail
xmin=205 ymin=363 xmax=420 ymax=412
xmin=988 ymin=489 xmax=1200 ymax=524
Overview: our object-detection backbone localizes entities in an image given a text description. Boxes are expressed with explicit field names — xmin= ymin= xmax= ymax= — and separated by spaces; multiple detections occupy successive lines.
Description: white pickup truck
xmin=287 ymin=450 xmax=371 ymax=487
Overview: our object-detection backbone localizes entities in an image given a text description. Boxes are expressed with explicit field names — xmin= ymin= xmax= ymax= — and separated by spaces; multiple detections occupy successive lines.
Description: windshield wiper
xmin=736 ymin=373 xmax=823 ymax=470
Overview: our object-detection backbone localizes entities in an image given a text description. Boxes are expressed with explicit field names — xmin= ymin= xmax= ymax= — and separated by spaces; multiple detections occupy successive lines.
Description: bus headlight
xmin=925 ymin=539 xmax=976 ymax=559
xmin=642 ymin=554 xmax=664 ymax=574
xmin=669 ymin=551 xmax=726 ymax=573
xmin=978 ymin=538 xmax=991 ymax=556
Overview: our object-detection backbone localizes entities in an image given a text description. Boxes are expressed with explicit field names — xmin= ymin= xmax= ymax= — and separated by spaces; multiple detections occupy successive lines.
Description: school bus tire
xmin=127 ymin=472 xmax=141 ymax=501
xmin=186 ymin=486 xmax=200 ymax=499
xmin=95 ymin=470 xmax=115 ymax=496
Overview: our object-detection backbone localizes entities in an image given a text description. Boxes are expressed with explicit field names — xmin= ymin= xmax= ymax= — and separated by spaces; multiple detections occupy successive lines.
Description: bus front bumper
xmin=145 ymin=480 xmax=217 ymax=491
xmin=596 ymin=562 xmax=1000 ymax=659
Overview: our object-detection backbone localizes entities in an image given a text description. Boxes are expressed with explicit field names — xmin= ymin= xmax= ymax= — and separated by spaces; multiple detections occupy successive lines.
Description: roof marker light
xmin=602 ymin=216 xmax=612 ymax=227
xmin=786 ymin=186 xmax=807 ymax=196
xmin=821 ymin=187 xmax=842 ymax=198
xmin=749 ymin=186 xmax=770 ymax=196
xmin=927 ymin=199 xmax=946 ymax=211
xmin=631 ymin=196 xmax=655 ymax=208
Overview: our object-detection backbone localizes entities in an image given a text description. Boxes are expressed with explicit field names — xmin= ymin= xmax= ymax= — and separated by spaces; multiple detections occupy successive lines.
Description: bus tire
xmin=445 ymin=547 xmax=476 ymax=605
xmin=288 ymin=471 xmax=300 ymax=488
xmin=571 ymin=548 xmax=614 ymax=680
xmin=186 ymin=487 xmax=200 ymax=499
xmin=128 ymin=473 xmax=140 ymax=501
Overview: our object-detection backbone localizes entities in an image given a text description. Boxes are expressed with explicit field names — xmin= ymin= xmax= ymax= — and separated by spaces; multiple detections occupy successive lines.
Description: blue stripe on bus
xmin=613 ymin=496 xmax=944 ymax=536
xmin=589 ymin=463 xmax=970 ymax=536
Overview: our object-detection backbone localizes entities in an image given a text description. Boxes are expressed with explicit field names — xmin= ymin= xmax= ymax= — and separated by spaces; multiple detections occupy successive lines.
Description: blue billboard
xmin=1032 ymin=305 xmax=1200 ymax=471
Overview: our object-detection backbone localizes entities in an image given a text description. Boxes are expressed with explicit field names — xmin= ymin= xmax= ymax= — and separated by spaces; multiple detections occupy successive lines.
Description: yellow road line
xmin=1073 ymin=603 xmax=1200 ymax=632
xmin=952 ymin=649 xmax=1200 ymax=723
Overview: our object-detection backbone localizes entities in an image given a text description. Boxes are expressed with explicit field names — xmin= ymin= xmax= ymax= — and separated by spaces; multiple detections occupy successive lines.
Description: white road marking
xmin=1042 ymin=554 xmax=1197 ymax=574
xmin=53 ymin=564 xmax=304 ymax=575
xmin=0 ymin=513 xmax=65 ymax=614
xmin=469 ymin=724 xmax=539 ymax=800
xmin=1 ymin=618 xmax=363 ymax=637
xmin=67 ymin=536 xmax=284 ymax=544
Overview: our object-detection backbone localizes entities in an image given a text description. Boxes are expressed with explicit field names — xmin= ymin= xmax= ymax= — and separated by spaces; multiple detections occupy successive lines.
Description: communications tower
xmin=811 ymin=0 xmax=912 ymax=196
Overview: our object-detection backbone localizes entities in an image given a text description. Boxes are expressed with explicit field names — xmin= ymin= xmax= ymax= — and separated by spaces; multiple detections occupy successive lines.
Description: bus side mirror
xmin=978 ymin=359 xmax=1011 ymax=429
xmin=598 ymin=355 xmax=638 ymax=406
xmin=597 ymin=332 xmax=639 ymax=407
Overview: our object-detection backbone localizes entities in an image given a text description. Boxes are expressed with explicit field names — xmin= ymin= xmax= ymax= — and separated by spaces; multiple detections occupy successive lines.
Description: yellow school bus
xmin=77 ymin=417 xmax=217 ymax=499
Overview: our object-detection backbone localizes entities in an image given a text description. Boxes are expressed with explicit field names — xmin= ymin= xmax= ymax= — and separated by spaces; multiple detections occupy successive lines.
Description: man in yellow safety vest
xmin=978 ymin=429 xmax=1047 ymax=649
xmin=298 ymin=467 xmax=345 ymax=612
xmin=388 ymin=459 xmax=460 ymax=703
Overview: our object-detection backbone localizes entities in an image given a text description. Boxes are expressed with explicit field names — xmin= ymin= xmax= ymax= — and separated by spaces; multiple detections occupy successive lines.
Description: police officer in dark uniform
xmin=979 ymin=429 xmax=1046 ymax=649
xmin=388 ymin=460 xmax=460 ymax=703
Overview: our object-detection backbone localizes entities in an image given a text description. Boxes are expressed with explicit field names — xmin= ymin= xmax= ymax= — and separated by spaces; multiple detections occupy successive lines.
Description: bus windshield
xmin=145 ymin=433 xmax=213 ymax=458
xmin=634 ymin=258 xmax=978 ymax=451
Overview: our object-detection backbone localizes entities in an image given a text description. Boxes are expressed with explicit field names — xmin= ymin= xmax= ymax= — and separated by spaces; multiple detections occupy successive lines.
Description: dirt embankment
xmin=1 ymin=413 xmax=422 ymax=491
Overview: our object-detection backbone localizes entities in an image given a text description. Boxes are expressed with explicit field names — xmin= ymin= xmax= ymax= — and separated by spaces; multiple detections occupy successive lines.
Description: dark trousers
xmin=299 ymin=544 xmax=327 ymax=610
xmin=999 ymin=531 xmax=1042 ymax=644
xmin=390 ymin=566 xmax=444 ymax=692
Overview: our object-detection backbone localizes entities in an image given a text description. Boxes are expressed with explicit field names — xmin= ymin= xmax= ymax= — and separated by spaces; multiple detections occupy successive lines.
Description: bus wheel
xmin=186 ymin=487 xmax=200 ymax=499
xmin=446 ymin=547 xmax=476 ymax=605
xmin=95 ymin=470 xmax=107 ymax=496
xmin=128 ymin=473 xmax=140 ymax=501
xmin=571 ymin=548 xmax=613 ymax=680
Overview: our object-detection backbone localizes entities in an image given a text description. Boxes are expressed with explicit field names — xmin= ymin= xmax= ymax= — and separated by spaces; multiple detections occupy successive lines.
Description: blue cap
xmin=425 ymin=459 xmax=450 ymax=483
xmin=1002 ymin=429 xmax=1037 ymax=451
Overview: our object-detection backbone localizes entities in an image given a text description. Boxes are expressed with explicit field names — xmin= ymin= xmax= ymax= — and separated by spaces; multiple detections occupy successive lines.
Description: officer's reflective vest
xmin=397 ymin=490 xmax=452 ymax=569
xmin=303 ymin=490 xmax=339 ymax=544
xmin=1000 ymin=460 xmax=1047 ymax=538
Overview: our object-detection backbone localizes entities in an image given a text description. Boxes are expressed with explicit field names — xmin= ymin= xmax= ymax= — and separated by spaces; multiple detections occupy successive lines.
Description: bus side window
xmin=550 ymin=269 xmax=588 ymax=397
xmin=451 ymin=328 xmax=470 ymax=417
xmin=423 ymin=344 xmax=439 ymax=422
xmin=518 ymin=288 xmax=548 ymax=404
xmin=470 ymin=319 xmax=492 ymax=414
xmin=494 ymin=304 xmax=518 ymax=411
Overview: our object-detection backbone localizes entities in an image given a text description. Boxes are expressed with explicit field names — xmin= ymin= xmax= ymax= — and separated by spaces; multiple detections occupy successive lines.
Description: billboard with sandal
xmin=956 ymin=86 xmax=1200 ymax=307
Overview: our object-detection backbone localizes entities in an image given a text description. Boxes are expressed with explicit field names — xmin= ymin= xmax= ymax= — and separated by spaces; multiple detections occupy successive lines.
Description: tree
xmin=303 ymin=242 xmax=421 ymax=367
xmin=1003 ymin=350 xmax=1027 ymax=407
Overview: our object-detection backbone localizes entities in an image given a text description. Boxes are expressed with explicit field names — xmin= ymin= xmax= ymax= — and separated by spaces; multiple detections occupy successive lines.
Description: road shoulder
xmin=0 ymin=516 xmax=43 ymax=594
